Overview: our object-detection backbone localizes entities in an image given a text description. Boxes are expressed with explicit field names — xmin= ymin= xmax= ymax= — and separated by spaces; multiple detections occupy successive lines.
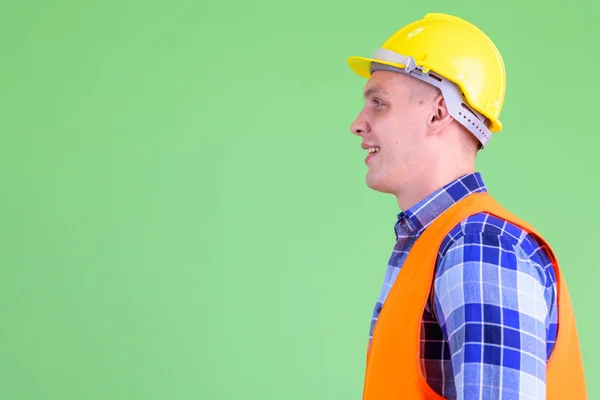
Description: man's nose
xmin=350 ymin=112 xmax=370 ymax=137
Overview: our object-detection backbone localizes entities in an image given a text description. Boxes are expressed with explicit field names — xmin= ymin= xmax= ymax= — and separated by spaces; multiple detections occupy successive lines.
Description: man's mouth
xmin=365 ymin=146 xmax=380 ymax=164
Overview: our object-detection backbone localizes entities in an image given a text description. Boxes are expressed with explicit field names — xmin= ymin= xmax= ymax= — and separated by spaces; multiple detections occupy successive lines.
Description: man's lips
xmin=365 ymin=147 xmax=380 ymax=164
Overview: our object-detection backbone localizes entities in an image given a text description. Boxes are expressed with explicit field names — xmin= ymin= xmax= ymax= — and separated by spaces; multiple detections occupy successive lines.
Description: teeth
xmin=368 ymin=147 xmax=380 ymax=154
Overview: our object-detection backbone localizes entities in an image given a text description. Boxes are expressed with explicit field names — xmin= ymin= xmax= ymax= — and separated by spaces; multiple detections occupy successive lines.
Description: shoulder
xmin=433 ymin=211 xmax=557 ymax=298
xmin=437 ymin=212 xmax=554 ymax=273
xmin=439 ymin=212 xmax=545 ymax=257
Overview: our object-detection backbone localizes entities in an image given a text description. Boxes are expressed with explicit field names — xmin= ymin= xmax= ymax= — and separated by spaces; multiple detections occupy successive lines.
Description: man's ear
xmin=428 ymin=95 xmax=454 ymax=133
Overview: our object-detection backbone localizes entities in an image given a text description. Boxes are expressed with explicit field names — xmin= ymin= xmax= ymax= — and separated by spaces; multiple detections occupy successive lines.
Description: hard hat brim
xmin=347 ymin=55 xmax=408 ymax=79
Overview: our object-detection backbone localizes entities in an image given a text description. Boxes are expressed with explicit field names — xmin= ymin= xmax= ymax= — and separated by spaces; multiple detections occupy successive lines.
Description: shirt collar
xmin=394 ymin=172 xmax=488 ymax=238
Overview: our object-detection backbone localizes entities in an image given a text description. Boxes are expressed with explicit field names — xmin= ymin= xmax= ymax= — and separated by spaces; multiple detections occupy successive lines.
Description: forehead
xmin=363 ymin=84 xmax=388 ymax=99
xmin=363 ymin=71 xmax=409 ymax=97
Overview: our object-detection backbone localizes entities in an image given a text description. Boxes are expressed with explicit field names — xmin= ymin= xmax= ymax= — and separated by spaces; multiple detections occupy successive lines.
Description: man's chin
xmin=366 ymin=174 xmax=394 ymax=194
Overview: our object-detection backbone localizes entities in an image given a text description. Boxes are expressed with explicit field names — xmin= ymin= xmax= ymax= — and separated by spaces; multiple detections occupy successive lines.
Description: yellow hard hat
xmin=347 ymin=13 xmax=506 ymax=147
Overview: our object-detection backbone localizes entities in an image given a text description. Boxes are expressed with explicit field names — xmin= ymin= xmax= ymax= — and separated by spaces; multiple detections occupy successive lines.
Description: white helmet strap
xmin=369 ymin=48 xmax=492 ymax=148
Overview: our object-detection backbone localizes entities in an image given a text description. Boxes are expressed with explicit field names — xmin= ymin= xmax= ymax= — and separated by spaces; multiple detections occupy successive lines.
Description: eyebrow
xmin=363 ymin=86 xmax=388 ymax=99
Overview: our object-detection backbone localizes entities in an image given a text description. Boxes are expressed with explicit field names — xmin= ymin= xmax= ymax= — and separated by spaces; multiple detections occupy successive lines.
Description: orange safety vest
xmin=362 ymin=192 xmax=587 ymax=399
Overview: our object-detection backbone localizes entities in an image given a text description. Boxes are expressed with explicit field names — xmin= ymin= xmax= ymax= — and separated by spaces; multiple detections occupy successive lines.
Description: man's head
xmin=350 ymin=69 xmax=480 ymax=205
xmin=346 ymin=13 xmax=506 ymax=209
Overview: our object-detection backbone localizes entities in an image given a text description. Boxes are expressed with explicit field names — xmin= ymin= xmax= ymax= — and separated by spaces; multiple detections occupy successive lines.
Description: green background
xmin=1 ymin=0 xmax=598 ymax=398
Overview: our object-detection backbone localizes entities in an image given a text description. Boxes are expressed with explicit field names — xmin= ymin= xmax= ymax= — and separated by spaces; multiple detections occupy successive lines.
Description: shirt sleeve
xmin=432 ymin=231 xmax=550 ymax=400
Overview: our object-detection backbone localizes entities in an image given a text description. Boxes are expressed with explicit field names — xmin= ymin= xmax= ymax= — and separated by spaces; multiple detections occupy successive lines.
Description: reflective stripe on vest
xmin=362 ymin=192 xmax=587 ymax=399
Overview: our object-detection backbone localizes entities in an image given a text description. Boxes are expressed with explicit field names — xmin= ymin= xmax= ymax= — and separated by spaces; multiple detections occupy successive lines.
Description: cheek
xmin=387 ymin=142 xmax=415 ymax=167
xmin=374 ymin=112 xmax=423 ymax=166
xmin=382 ymin=127 xmax=419 ymax=164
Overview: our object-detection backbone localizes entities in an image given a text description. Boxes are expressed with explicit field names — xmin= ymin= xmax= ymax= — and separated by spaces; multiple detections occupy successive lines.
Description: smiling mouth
xmin=365 ymin=147 xmax=380 ymax=165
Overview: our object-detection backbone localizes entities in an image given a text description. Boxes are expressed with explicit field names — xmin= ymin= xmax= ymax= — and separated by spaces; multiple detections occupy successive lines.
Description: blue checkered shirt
xmin=369 ymin=172 xmax=558 ymax=399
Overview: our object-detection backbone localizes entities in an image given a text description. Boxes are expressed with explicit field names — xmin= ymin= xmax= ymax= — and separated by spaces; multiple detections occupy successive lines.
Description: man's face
xmin=350 ymin=70 xmax=435 ymax=196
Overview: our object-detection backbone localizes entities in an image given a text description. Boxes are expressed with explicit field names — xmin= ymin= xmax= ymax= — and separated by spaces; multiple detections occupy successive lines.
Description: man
xmin=347 ymin=13 xmax=587 ymax=400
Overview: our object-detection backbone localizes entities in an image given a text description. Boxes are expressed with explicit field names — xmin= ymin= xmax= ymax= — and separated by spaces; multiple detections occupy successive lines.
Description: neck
xmin=395 ymin=158 xmax=476 ymax=211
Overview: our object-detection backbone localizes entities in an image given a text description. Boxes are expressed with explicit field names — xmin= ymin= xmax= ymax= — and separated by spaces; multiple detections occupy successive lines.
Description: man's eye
xmin=372 ymin=98 xmax=384 ymax=107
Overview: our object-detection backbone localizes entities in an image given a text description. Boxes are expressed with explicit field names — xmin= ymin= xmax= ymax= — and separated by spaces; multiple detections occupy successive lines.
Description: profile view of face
xmin=350 ymin=70 xmax=438 ymax=196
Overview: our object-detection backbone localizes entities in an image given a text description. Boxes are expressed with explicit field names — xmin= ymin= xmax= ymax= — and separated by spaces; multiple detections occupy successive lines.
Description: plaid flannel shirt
xmin=369 ymin=172 xmax=558 ymax=399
